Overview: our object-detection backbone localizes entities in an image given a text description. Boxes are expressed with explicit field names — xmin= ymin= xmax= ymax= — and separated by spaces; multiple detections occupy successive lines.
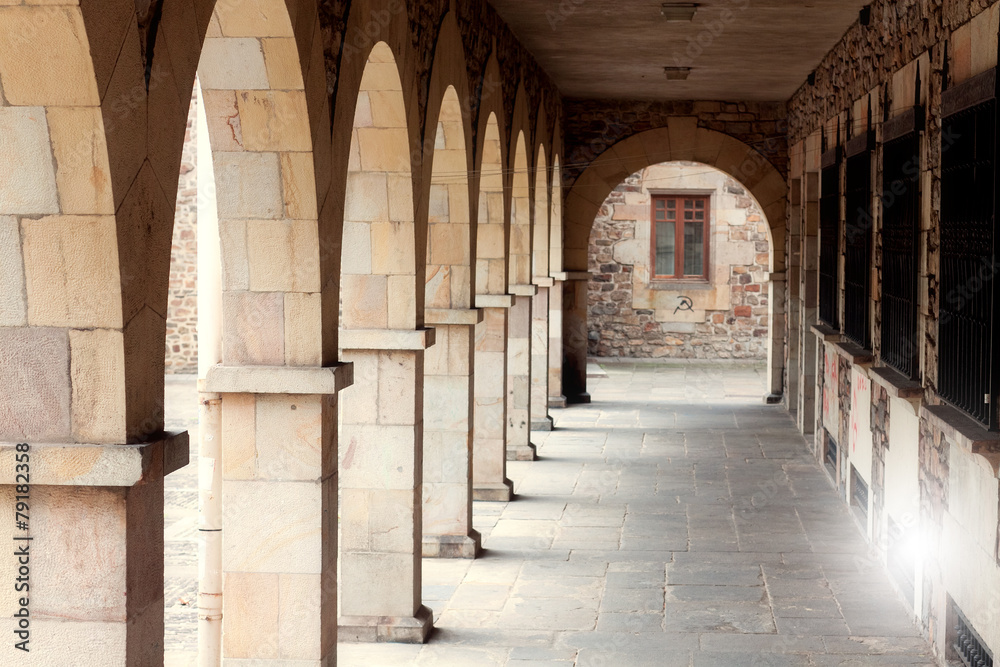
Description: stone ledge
xmin=205 ymin=364 xmax=354 ymax=395
xmin=551 ymin=271 xmax=591 ymax=281
xmin=509 ymin=284 xmax=538 ymax=297
xmin=811 ymin=324 xmax=843 ymax=342
xmin=831 ymin=340 xmax=874 ymax=366
xmin=533 ymin=276 xmax=555 ymax=287
xmin=474 ymin=294 xmax=515 ymax=309
xmin=424 ymin=308 xmax=483 ymax=326
xmin=340 ymin=328 xmax=435 ymax=351
xmin=0 ymin=431 xmax=189 ymax=487
xmin=921 ymin=403 xmax=1000 ymax=477
xmin=869 ymin=366 xmax=923 ymax=400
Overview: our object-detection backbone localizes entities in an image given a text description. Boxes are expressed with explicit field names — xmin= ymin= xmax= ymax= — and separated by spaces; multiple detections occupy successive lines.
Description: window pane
xmin=655 ymin=210 xmax=665 ymax=220
xmin=666 ymin=200 xmax=675 ymax=209
xmin=656 ymin=221 xmax=675 ymax=275
xmin=655 ymin=200 xmax=665 ymax=209
xmin=695 ymin=200 xmax=705 ymax=209
xmin=684 ymin=221 xmax=703 ymax=275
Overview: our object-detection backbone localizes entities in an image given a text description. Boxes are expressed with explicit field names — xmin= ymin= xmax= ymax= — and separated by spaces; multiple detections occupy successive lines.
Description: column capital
xmin=474 ymin=294 xmax=515 ymax=308
xmin=205 ymin=363 xmax=354 ymax=394
xmin=424 ymin=308 xmax=484 ymax=326
xmin=509 ymin=284 xmax=538 ymax=296
xmin=551 ymin=271 xmax=591 ymax=281
xmin=0 ymin=431 xmax=189 ymax=487
xmin=340 ymin=328 xmax=436 ymax=351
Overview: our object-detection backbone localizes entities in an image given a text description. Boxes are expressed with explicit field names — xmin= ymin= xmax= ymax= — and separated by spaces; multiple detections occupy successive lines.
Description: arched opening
xmin=472 ymin=110 xmax=515 ymax=501
xmin=337 ymin=40 xmax=432 ymax=642
xmin=194 ymin=1 xmax=334 ymax=662
xmin=586 ymin=161 xmax=771 ymax=365
xmin=421 ymin=85 xmax=481 ymax=558
xmin=530 ymin=143 xmax=553 ymax=431
xmin=561 ymin=126 xmax=787 ymax=404
xmin=506 ymin=130 xmax=536 ymax=460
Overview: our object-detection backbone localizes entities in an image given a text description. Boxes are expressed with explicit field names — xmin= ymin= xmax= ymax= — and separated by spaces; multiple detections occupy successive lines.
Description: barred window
xmin=939 ymin=70 xmax=998 ymax=428
xmin=819 ymin=149 xmax=841 ymax=328
xmin=880 ymin=110 xmax=922 ymax=379
xmin=844 ymin=134 xmax=873 ymax=348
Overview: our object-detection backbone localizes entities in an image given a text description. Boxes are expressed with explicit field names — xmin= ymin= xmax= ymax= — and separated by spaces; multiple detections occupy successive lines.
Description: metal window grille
xmin=881 ymin=119 xmax=921 ymax=379
xmin=845 ymin=138 xmax=873 ymax=348
xmin=939 ymin=74 xmax=998 ymax=428
xmin=820 ymin=152 xmax=841 ymax=328
xmin=952 ymin=601 xmax=994 ymax=667
xmin=850 ymin=464 xmax=868 ymax=519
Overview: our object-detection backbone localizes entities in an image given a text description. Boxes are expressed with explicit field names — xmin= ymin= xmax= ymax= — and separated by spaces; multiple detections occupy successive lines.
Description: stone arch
xmin=472 ymin=103 xmax=516 ymax=501
xmin=193 ymin=1 xmax=339 ymax=663
xmin=336 ymin=39 xmax=434 ymax=642
xmin=564 ymin=125 xmax=786 ymax=273
xmin=561 ymin=126 xmax=788 ymax=402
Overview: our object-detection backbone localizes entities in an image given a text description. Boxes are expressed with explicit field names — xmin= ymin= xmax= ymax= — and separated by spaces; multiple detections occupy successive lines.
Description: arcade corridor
xmin=164 ymin=363 xmax=933 ymax=666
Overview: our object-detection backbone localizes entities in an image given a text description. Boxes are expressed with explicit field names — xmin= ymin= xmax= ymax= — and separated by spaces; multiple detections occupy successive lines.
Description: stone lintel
xmin=338 ymin=604 xmax=433 ymax=643
xmin=205 ymin=363 xmax=354 ymax=395
xmin=831 ymin=340 xmax=874 ymax=366
xmin=811 ymin=324 xmax=843 ymax=342
xmin=0 ymin=431 xmax=189 ymax=487
xmin=509 ymin=284 xmax=538 ymax=297
xmin=551 ymin=271 xmax=591 ymax=282
xmin=869 ymin=366 xmax=923 ymax=400
xmin=533 ymin=276 xmax=555 ymax=287
xmin=424 ymin=308 xmax=484 ymax=326
xmin=474 ymin=294 xmax=515 ymax=309
xmin=921 ymin=403 xmax=1000 ymax=477
xmin=339 ymin=328 xmax=436 ymax=351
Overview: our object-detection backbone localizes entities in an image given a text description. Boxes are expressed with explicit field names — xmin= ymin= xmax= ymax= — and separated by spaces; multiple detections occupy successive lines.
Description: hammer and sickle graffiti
xmin=674 ymin=296 xmax=694 ymax=313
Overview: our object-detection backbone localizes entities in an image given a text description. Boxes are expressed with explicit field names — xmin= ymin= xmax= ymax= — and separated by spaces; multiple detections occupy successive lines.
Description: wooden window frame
xmin=649 ymin=193 xmax=711 ymax=281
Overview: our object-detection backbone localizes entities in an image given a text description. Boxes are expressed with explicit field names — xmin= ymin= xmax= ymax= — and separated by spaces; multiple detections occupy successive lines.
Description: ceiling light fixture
xmin=661 ymin=2 xmax=699 ymax=21
xmin=664 ymin=66 xmax=692 ymax=80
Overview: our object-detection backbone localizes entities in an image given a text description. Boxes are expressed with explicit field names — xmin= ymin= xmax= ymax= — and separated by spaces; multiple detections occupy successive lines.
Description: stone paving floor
xmin=165 ymin=361 xmax=937 ymax=666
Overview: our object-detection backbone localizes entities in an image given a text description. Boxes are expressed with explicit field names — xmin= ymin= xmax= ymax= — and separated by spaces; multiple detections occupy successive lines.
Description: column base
xmin=473 ymin=479 xmax=514 ymax=501
xmin=566 ymin=392 xmax=591 ymax=405
xmin=548 ymin=395 xmax=567 ymax=408
xmin=507 ymin=442 xmax=537 ymax=461
xmin=338 ymin=604 xmax=433 ymax=643
xmin=531 ymin=416 xmax=554 ymax=431
xmin=422 ymin=531 xmax=482 ymax=559
xmin=763 ymin=392 xmax=783 ymax=404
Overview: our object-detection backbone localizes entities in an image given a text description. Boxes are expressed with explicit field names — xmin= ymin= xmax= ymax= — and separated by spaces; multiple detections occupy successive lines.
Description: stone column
xmin=559 ymin=272 xmax=592 ymax=404
xmin=338 ymin=329 xmax=434 ymax=642
xmin=507 ymin=285 xmax=538 ymax=461
xmin=473 ymin=295 xmax=515 ymax=500
xmin=765 ymin=273 xmax=786 ymax=403
xmin=548 ymin=279 xmax=567 ymax=407
xmin=531 ymin=279 xmax=554 ymax=430
xmin=0 ymin=434 xmax=187 ymax=664
xmin=799 ymin=171 xmax=820 ymax=436
xmin=206 ymin=365 xmax=349 ymax=663
xmin=422 ymin=310 xmax=483 ymax=558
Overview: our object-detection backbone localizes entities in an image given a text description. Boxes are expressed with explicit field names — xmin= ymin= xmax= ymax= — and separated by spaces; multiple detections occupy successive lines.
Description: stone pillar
xmin=765 ymin=273 xmax=786 ymax=403
xmin=798 ymin=171 xmax=820 ymax=436
xmin=531 ymin=280 xmax=554 ymax=430
xmin=0 ymin=434 xmax=187 ymax=664
xmin=559 ymin=272 xmax=592 ymax=404
xmin=507 ymin=286 xmax=537 ymax=461
xmin=473 ymin=295 xmax=515 ymax=501
xmin=422 ymin=310 xmax=483 ymax=558
xmin=206 ymin=365 xmax=349 ymax=663
xmin=338 ymin=329 xmax=434 ymax=642
xmin=548 ymin=280 xmax=567 ymax=407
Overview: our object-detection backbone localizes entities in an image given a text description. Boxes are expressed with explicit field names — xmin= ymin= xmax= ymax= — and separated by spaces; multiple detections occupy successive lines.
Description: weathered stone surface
xmin=0 ymin=327 xmax=71 ymax=442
